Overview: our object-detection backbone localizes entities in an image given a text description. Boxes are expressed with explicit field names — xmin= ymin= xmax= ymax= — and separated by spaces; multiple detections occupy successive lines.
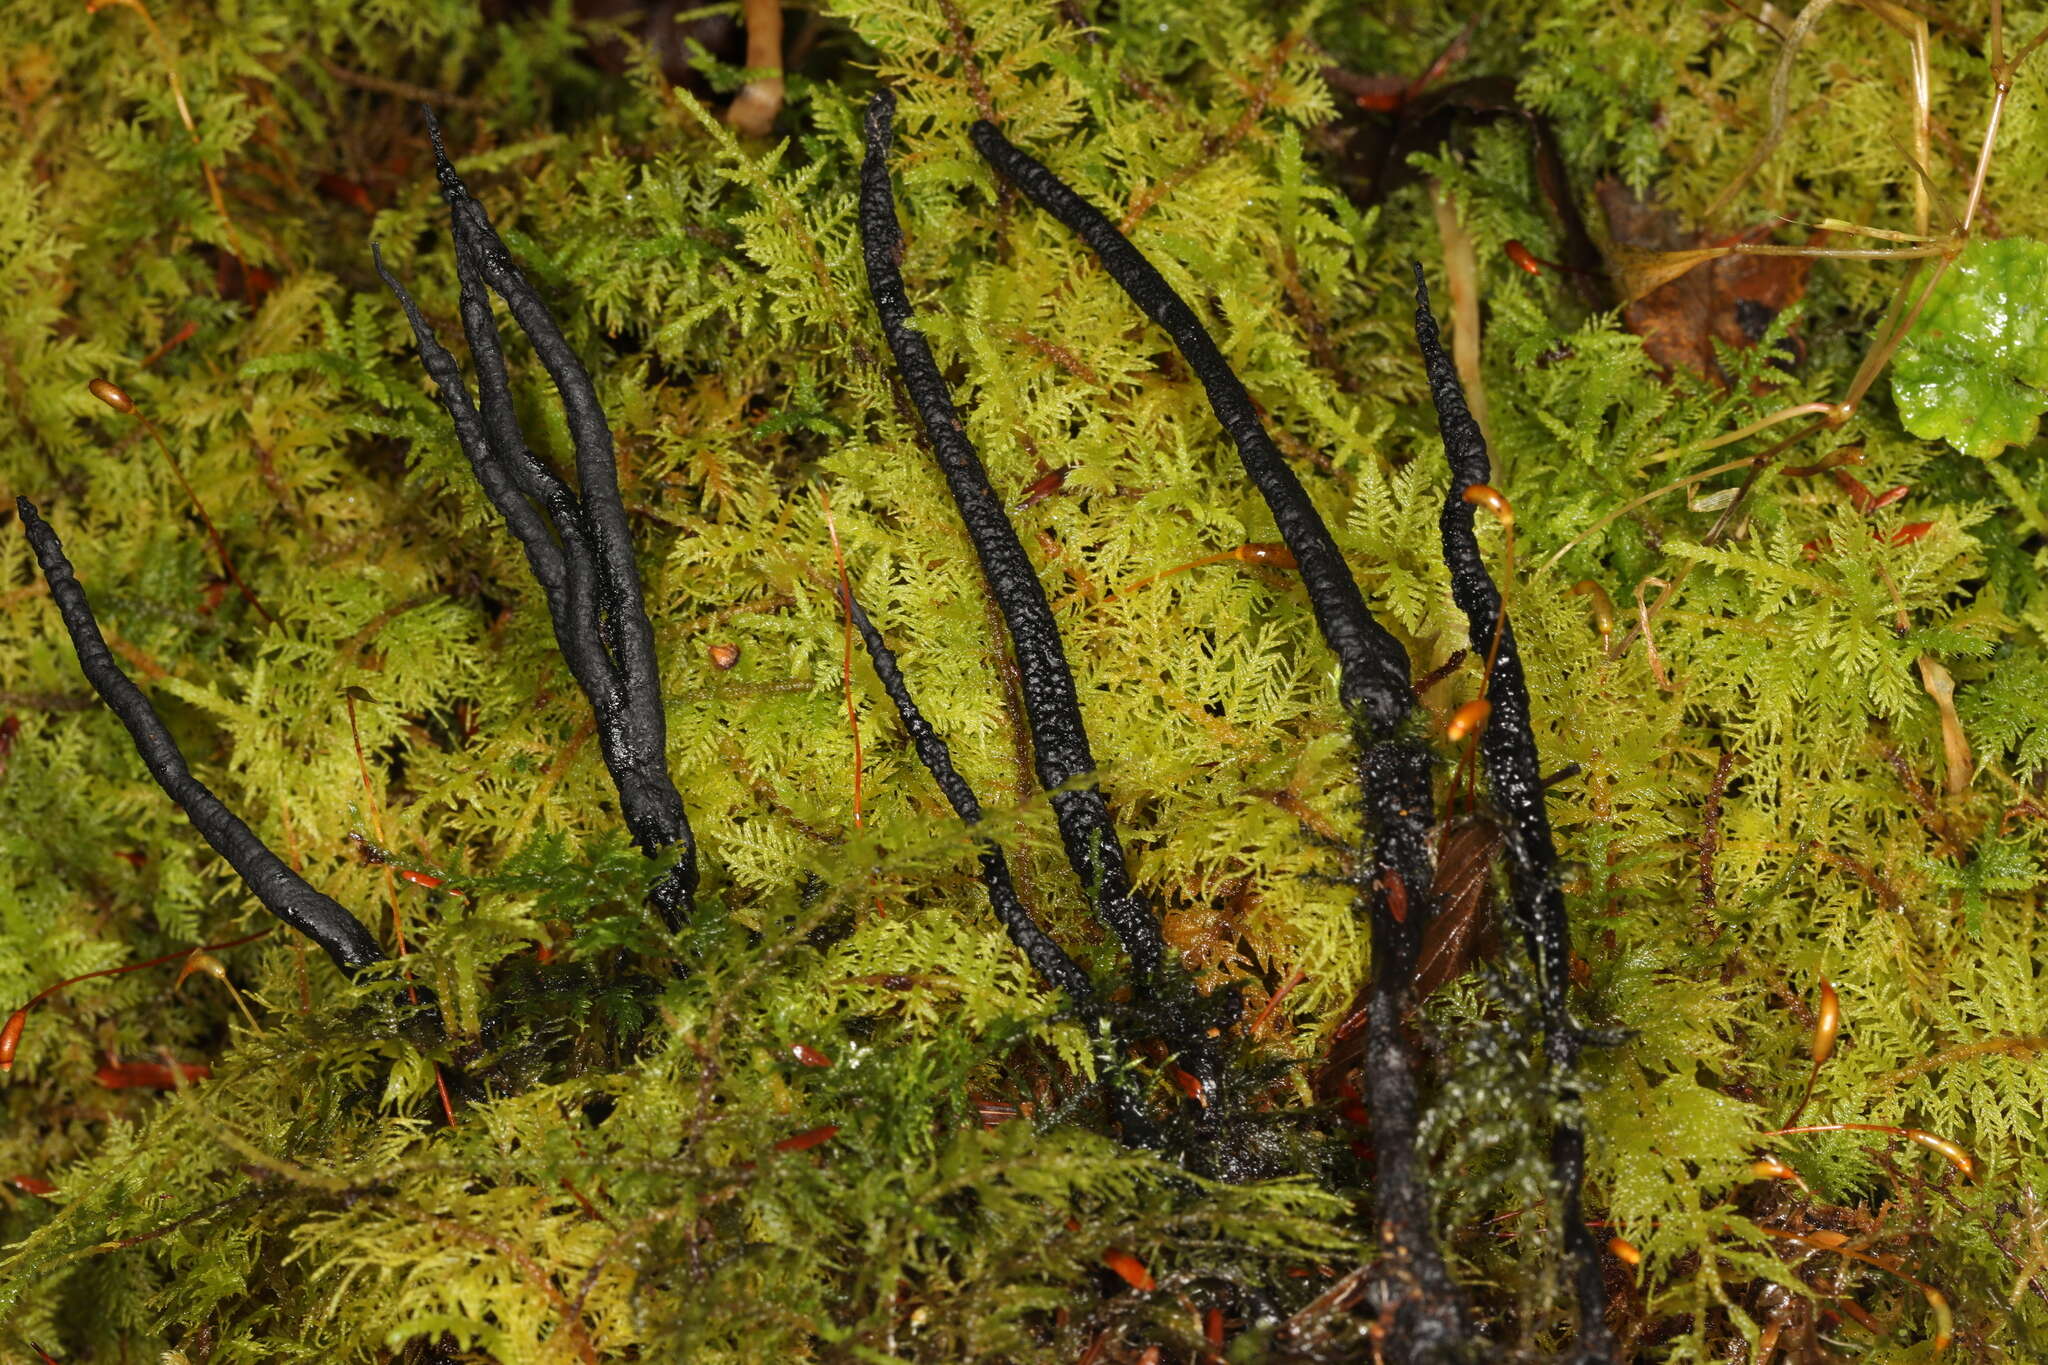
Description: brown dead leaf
xmin=1600 ymin=180 xmax=1818 ymax=387
xmin=1412 ymin=814 xmax=1505 ymax=1002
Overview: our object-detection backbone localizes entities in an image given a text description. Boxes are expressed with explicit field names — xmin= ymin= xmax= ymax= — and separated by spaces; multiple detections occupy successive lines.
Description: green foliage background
xmin=3 ymin=0 xmax=2048 ymax=1360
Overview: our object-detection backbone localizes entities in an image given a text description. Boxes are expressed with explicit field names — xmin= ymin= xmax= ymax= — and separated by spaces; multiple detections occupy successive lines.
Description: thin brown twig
xmin=819 ymin=490 xmax=868 ymax=837
xmin=1698 ymin=749 xmax=1738 ymax=913
xmin=343 ymin=690 xmax=457 ymax=1127
xmin=317 ymin=57 xmax=493 ymax=113
xmin=88 ymin=0 xmax=251 ymax=272
xmin=1868 ymin=1035 xmax=2048 ymax=1091
xmin=93 ymin=382 xmax=278 ymax=627
xmin=396 ymin=1203 xmax=601 ymax=1365
xmin=726 ymin=0 xmax=786 ymax=137
xmin=936 ymin=0 xmax=998 ymax=124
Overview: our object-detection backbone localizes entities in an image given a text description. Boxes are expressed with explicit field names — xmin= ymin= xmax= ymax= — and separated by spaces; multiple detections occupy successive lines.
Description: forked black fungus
xmin=1415 ymin=266 xmax=1611 ymax=1360
xmin=15 ymin=497 xmax=385 ymax=973
xmin=377 ymin=110 xmax=697 ymax=929
xmin=971 ymin=116 xmax=1471 ymax=1358
xmin=12 ymin=95 xmax=1614 ymax=1356
xmin=859 ymin=92 xmax=1163 ymax=990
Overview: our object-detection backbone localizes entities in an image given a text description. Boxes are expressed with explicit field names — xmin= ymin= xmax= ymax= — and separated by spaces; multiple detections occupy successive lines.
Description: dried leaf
xmin=1600 ymin=181 xmax=1816 ymax=386
xmin=1413 ymin=815 xmax=1505 ymax=1002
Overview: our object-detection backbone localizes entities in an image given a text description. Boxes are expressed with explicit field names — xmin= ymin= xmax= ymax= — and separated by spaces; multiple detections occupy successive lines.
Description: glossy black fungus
xmin=859 ymin=91 xmax=1161 ymax=986
xmin=845 ymin=591 xmax=1095 ymax=1004
xmin=974 ymin=117 xmax=1467 ymax=1356
xmin=378 ymin=110 xmax=696 ymax=928
xmin=968 ymin=117 xmax=1414 ymax=740
xmin=1414 ymin=265 xmax=1611 ymax=1361
xmin=845 ymin=590 xmax=1159 ymax=1147
xmin=16 ymin=497 xmax=385 ymax=973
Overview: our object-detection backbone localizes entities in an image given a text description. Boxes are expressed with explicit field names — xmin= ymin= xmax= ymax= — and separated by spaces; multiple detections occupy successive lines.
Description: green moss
xmin=4 ymin=0 xmax=2048 ymax=1359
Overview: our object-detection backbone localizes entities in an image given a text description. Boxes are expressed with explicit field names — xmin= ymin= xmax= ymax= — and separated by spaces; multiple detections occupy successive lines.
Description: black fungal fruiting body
xmin=847 ymin=590 xmax=1161 ymax=1147
xmin=16 ymin=497 xmax=385 ymax=973
xmin=1414 ymin=266 xmax=1611 ymax=1359
xmin=971 ymin=118 xmax=1473 ymax=1357
xmin=966 ymin=119 xmax=1415 ymax=736
xmin=844 ymin=592 xmax=1095 ymax=1005
xmin=859 ymin=93 xmax=1164 ymax=993
xmin=17 ymin=116 xmax=703 ymax=990
xmin=380 ymin=110 xmax=697 ymax=929
xmin=12 ymin=97 xmax=1611 ymax=1359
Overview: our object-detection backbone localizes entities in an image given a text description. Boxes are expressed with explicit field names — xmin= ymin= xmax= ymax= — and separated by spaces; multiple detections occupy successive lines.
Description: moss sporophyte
xmin=10 ymin=3 xmax=2048 ymax=1360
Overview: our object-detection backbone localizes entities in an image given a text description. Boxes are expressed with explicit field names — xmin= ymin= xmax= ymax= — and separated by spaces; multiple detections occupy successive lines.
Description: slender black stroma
xmin=859 ymin=91 xmax=1162 ymax=985
xmin=1413 ymin=268 xmax=1566 ymax=994
xmin=1414 ymin=266 xmax=1611 ymax=1361
xmin=971 ymin=119 xmax=1473 ymax=1356
xmin=968 ymin=118 xmax=1415 ymax=741
xmin=381 ymin=113 xmax=697 ymax=927
xmin=846 ymin=592 xmax=1095 ymax=1003
xmin=848 ymin=588 xmax=1166 ymax=1145
xmin=17 ymin=497 xmax=385 ymax=973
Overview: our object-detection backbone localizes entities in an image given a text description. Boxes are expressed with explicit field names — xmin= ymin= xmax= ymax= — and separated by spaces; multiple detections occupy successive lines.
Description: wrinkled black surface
xmin=974 ymin=116 xmax=1470 ymax=1359
xmin=969 ymin=118 xmax=1415 ymax=740
xmin=17 ymin=497 xmax=385 ymax=973
xmin=1415 ymin=266 xmax=1611 ymax=1361
xmin=860 ymin=92 xmax=1161 ymax=985
xmin=379 ymin=112 xmax=696 ymax=927
xmin=1355 ymin=737 xmax=1471 ymax=1359
xmin=846 ymin=592 xmax=1095 ymax=1004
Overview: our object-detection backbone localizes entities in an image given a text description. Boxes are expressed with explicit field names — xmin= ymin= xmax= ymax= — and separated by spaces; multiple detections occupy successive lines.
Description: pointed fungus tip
xmin=864 ymin=88 xmax=896 ymax=138
xmin=422 ymin=107 xmax=467 ymax=200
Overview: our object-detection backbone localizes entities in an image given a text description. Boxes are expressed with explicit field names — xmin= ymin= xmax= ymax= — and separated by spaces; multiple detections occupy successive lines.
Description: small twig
xmin=0 ymin=691 xmax=95 ymax=711
xmin=820 ymin=491 xmax=866 ymax=831
xmin=88 ymin=378 xmax=277 ymax=627
xmin=725 ymin=0 xmax=786 ymax=137
xmin=88 ymin=0 xmax=252 ymax=276
xmin=317 ymin=57 xmax=492 ymax=113
xmin=1699 ymin=749 xmax=1738 ymax=913
xmin=935 ymin=0 xmax=998 ymax=124
xmin=1868 ymin=1035 xmax=2048 ymax=1092
xmin=343 ymin=690 xmax=457 ymax=1127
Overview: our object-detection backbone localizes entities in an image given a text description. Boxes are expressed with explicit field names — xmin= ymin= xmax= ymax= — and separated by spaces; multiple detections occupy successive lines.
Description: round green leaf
xmin=1890 ymin=236 xmax=2048 ymax=457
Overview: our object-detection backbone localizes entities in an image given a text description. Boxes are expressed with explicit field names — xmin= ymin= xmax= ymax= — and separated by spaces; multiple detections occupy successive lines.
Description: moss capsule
xmin=0 ymin=1008 xmax=25 ymax=1072
xmin=1102 ymin=1248 xmax=1154 ymax=1291
xmin=87 ymin=377 xmax=135 ymax=413
xmin=1811 ymin=978 xmax=1840 ymax=1066
xmin=1447 ymin=698 xmax=1492 ymax=743
xmin=1462 ymin=482 xmax=1514 ymax=530
xmin=1568 ymin=579 xmax=1616 ymax=640
xmin=1905 ymin=1128 xmax=1976 ymax=1181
